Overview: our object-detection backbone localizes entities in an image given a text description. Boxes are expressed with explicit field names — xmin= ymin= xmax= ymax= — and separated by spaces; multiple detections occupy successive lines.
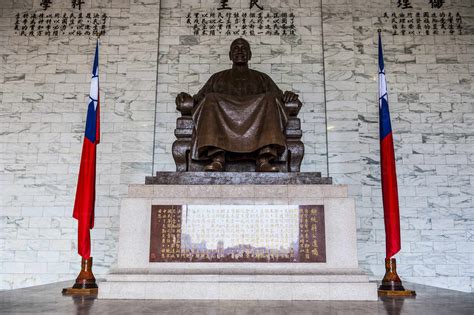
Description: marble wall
xmin=0 ymin=0 xmax=473 ymax=292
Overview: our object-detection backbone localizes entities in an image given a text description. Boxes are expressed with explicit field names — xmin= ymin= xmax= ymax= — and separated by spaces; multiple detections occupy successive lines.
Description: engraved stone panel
xmin=149 ymin=205 xmax=326 ymax=263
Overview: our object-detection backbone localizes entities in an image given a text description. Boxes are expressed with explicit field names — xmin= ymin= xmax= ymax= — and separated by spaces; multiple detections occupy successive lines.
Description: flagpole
xmin=376 ymin=29 xmax=415 ymax=297
xmin=63 ymin=38 xmax=100 ymax=296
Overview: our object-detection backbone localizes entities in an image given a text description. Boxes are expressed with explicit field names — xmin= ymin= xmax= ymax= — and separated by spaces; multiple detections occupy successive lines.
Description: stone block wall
xmin=0 ymin=0 xmax=473 ymax=292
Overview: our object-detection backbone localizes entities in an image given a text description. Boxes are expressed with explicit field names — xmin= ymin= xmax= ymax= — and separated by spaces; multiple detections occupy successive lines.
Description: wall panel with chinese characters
xmin=149 ymin=205 xmax=183 ymax=262
xmin=186 ymin=11 xmax=296 ymax=37
xmin=149 ymin=205 xmax=326 ymax=263
xmin=379 ymin=0 xmax=465 ymax=36
xmin=383 ymin=11 xmax=463 ymax=36
xmin=12 ymin=1 xmax=108 ymax=37
xmin=14 ymin=12 xmax=108 ymax=37
xmin=183 ymin=0 xmax=296 ymax=36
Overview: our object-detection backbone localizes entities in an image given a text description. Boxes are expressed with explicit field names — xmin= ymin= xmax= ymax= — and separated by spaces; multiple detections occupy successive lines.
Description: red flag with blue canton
xmin=378 ymin=32 xmax=401 ymax=259
xmin=73 ymin=40 xmax=100 ymax=259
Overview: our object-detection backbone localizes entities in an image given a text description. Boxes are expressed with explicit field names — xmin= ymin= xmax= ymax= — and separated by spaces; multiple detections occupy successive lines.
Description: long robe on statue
xmin=191 ymin=68 xmax=288 ymax=160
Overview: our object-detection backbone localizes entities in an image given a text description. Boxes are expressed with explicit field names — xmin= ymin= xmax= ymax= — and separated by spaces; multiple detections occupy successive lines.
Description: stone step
xmin=104 ymin=273 xmax=370 ymax=283
xmin=99 ymin=274 xmax=378 ymax=300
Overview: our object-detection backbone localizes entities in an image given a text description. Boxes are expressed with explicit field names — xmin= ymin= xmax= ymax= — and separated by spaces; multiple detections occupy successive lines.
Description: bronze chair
xmin=172 ymin=96 xmax=304 ymax=172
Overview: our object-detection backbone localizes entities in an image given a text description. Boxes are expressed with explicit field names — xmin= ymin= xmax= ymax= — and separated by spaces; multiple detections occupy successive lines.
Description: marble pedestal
xmin=99 ymin=184 xmax=378 ymax=300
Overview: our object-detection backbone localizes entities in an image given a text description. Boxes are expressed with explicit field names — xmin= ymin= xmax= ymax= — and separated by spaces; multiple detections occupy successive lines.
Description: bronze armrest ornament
xmin=175 ymin=92 xmax=194 ymax=115
xmin=284 ymin=99 xmax=302 ymax=116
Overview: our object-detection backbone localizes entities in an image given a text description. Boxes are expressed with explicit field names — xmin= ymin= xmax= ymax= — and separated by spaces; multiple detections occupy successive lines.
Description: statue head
xmin=229 ymin=38 xmax=252 ymax=65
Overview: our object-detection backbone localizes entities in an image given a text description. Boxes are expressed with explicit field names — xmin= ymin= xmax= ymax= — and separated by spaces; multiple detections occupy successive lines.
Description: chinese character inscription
xmin=149 ymin=205 xmax=326 ymax=263
xmin=186 ymin=11 xmax=296 ymax=36
xmin=14 ymin=11 xmax=108 ymax=37
xmin=383 ymin=11 xmax=463 ymax=36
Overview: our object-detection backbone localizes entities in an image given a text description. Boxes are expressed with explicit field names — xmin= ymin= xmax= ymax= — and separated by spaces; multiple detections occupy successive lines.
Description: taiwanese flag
xmin=378 ymin=32 xmax=401 ymax=259
xmin=73 ymin=40 xmax=100 ymax=259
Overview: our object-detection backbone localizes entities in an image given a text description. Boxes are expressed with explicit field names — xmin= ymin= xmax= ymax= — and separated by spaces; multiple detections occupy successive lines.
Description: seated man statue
xmin=175 ymin=38 xmax=300 ymax=172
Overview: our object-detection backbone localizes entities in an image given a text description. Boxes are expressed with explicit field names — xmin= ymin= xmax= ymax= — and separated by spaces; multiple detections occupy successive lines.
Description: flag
xmin=378 ymin=32 xmax=401 ymax=259
xmin=73 ymin=40 xmax=100 ymax=259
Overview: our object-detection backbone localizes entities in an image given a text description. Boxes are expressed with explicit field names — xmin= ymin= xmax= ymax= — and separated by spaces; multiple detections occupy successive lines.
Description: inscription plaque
xmin=150 ymin=205 xmax=325 ymax=263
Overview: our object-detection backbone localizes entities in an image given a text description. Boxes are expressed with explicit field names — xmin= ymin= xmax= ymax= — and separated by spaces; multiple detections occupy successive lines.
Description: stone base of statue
xmin=145 ymin=171 xmax=332 ymax=185
xmin=98 ymin=175 xmax=377 ymax=301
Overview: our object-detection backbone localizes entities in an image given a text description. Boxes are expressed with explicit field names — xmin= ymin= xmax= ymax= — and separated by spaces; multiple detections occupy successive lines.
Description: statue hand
xmin=283 ymin=91 xmax=299 ymax=103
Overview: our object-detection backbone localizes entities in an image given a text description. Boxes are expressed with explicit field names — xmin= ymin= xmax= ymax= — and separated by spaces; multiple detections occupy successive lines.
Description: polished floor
xmin=0 ymin=281 xmax=473 ymax=314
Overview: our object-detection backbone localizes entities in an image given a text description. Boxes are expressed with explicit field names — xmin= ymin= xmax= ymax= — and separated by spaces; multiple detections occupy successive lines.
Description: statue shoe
xmin=256 ymin=161 xmax=279 ymax=172
xmin=204 ymin=160 xmax=224 ymax=172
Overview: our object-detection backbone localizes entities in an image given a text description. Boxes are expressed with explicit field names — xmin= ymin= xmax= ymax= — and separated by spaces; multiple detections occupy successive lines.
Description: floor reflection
xmin=71 ymin=295 xmax=96 ymax=315
xmin=380 ymin=296 xmax=407 ymax=315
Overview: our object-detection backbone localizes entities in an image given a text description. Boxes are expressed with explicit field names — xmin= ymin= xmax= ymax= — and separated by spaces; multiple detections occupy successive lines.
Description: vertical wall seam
xmin=320 ymin=0 xmax=330 ymax=177
xmin=151 ymin=3 xmax=162 ymax=175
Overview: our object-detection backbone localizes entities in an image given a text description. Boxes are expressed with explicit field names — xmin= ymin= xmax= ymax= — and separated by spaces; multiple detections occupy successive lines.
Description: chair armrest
xmin=176 ymin=94 xmax=194 ymax=115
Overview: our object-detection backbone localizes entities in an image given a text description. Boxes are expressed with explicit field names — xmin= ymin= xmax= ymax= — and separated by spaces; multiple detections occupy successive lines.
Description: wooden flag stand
xmin=62 ymin=257 xmax=98 ymax=296
xmin=378 ymin=258 xmax=416 ymax=297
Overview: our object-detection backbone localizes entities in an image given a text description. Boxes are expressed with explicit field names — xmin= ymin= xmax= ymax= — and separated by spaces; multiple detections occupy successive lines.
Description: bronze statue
xmin=174 ymin=38 xmax=304 ymax=172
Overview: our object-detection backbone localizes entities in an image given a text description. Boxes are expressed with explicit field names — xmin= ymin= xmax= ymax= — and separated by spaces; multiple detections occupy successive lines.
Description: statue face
xmin=229 ymin=39 xmax=251 ymax=65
